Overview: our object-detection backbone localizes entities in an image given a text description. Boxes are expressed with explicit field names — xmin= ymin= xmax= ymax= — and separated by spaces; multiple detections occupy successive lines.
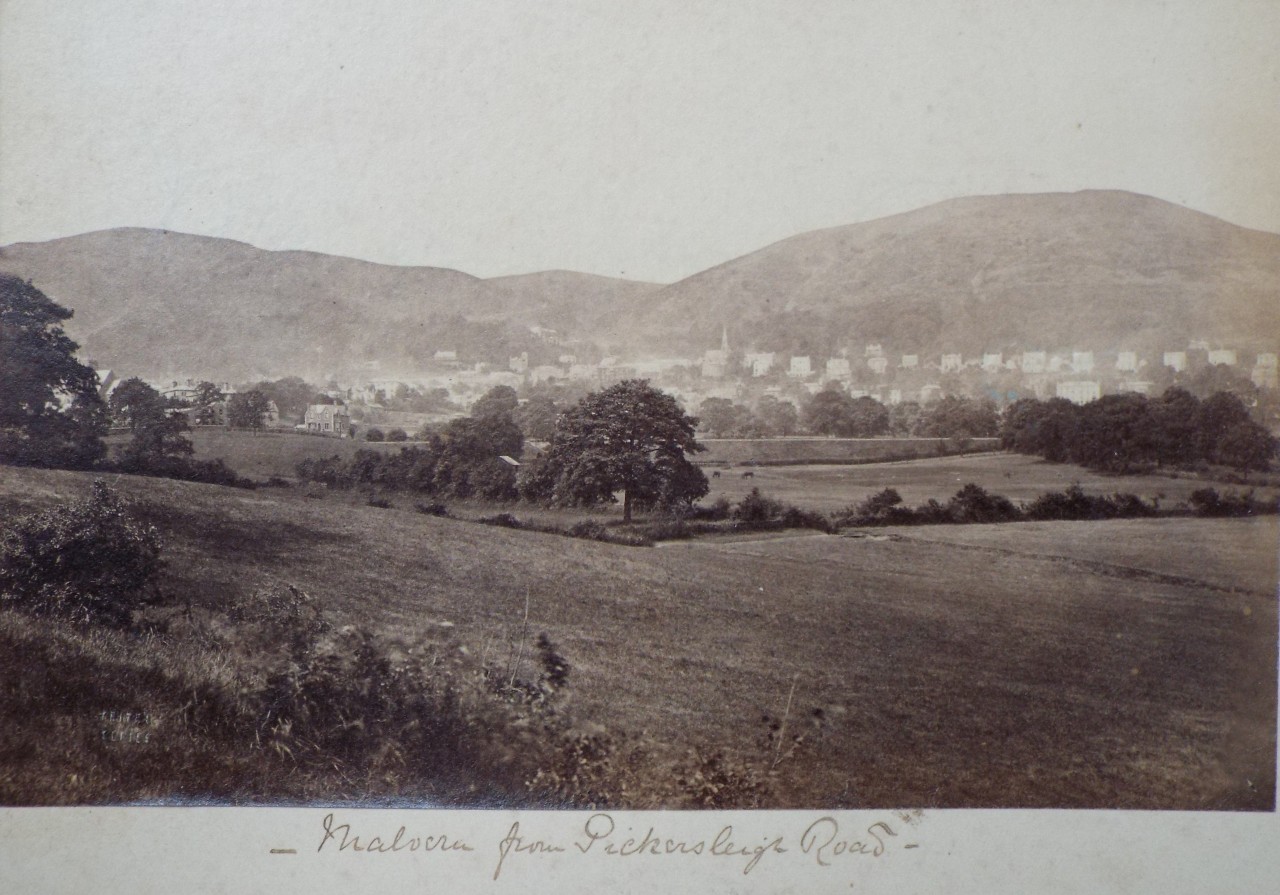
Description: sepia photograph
xmin=1 ymin=0 xmax=1278 ymax=890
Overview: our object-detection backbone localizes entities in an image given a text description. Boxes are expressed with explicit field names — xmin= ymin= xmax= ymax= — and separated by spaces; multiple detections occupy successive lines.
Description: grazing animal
xmin=742 ymin=471 xmax=754 ymax=478
xmin=711 ymin=470 xmax=721 ymax=478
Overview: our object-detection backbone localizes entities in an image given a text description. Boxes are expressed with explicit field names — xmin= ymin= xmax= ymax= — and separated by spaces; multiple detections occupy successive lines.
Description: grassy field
xmin=697 ymin=437 xmax=999 ymax=466
xmin=703 ymin=452 xmax=1280 ymax=513
xmin=0 ymin=464 xmax=1274 ymax=808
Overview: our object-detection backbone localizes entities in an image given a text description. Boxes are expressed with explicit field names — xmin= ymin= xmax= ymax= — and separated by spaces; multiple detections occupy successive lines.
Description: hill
xmin=0 ymin=229 xmax=660 ymax=381
xmin=643 ymin=190 xmax=1280 ymax=356
xmin=1 ymin=191 xmax=1277 ymax=379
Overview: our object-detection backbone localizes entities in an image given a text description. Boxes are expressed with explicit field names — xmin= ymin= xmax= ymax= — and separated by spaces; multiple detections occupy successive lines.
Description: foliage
xmin=802 ymin=388 xmax=889 ymax=437
xmin=917 ymin=396 xmax=1000 ymax=439
xmin=520 ymin=380 xmax=707 ymax=521
xmin=1001 ymin=389 xmax=1277 ymax=473
xmin=0 ymin=481 xmax=164 ymax=626
xmin=0 ymin=276 xmax=108 ymax=469
xmin=227 ymin=390 xmax=272 ymax=430
xmin=364 ymin=428 xmax=385 ymax=442
xmin=1188 ymin=487 xmax=1274 ymax=518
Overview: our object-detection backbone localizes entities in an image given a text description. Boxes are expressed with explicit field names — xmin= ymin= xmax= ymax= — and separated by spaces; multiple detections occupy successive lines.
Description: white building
xmin=1072 ymin=351 xmax=1095 ymax=373
xmin=1208 ymin=349 xmax=1238 ymax=366
xmin=825 ymin=358 xmax=852 ymax=381
xmin=1253 ymin=352 xmax=1279 ymax=388
xmin=867 ymin=356 xmax=889 ymax=376
xmin=1163 ymin=351 xmax=1187 ymax=372
xmin=900 ymin=354 xmax=919 ymax=369
xmin=1115 ymin=351 xmax=1139 ymax=373
xmin=940 ymin=354 xmax=963 ymax=373
xmin=1021 ymin=351 xmax=1047 ymax=373
xmin=981 ymin=352 xmax=1003 ymax=372
xmin=508 ymin=352 xmax=529 ymax=373
xmin=744 ymin=352 xmax=776 ymax=377
xmin=864 ymin=343 xmax=884 ymax=358
xmin=1056 ymin=380 xmax=1101 ymax=405
xmin=788 ymin=356 xmax=812 ymax=377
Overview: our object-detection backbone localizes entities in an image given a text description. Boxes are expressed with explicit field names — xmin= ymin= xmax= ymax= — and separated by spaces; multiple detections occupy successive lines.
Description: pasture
xmin=0 ymin=465 xmax=1273 ymax=808
xmin=703 ymin=452 xmax=1280 ymax=513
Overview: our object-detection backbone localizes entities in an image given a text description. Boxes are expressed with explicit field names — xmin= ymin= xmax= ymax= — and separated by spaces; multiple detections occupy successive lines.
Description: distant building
xmin=864 ymin=343 xmax=884 ymax=358
xmin=433 ymin=350 xmax=458 ymax=363
xmin=788 ymin=356 xmax=812 ymax=377
xmin=900 ymin=355 xmax=919 ymax=369
xmin=509 ymin=352 xmax=529 ymax=373
xmin=303 ymin=404 xmax=351 ymax=437
xmin=1207 ymin=349 xmax=1238 ymax=366
xmin=867 ymin=356 xmax=889 ymax=376
xmin=981 ymin=352 xmax=1003 ymax=372
xmin=1056 ymin=380 xmax=1101 ymax=405
xmin=1115 ymin=351 xmax=1139 ymax=373
xmin=1072 ymin=351 xmax=1095 ymax=373
xmin=1163 ymin=351 xmax=1187 ymax=372
xmin=825 ymin=358 xmax=852 ymax=381
xmin=558 ymin=354 xmax=577 ymax=366
xmin=1118 ymin=380 xmax=1154 ymax=396
xmin=940 ymin=354 xmax=963 ymax=373
xmin=568 ymin=364 xmax=598 ymax=381
xmin=529 ymin=365 xmax=564 ymax=385
xmin=919 ymin=384 xmax=944 ymax=403
xmin=888 ymin=389 xmax=903 ymax=405
xmin=1253 ymin=352 xmax=1279 ymax=388
xmin=744 ymin=352 xmax=775 ymax=377
xmin=1021 ymin=351 xmax=1047 ymax=373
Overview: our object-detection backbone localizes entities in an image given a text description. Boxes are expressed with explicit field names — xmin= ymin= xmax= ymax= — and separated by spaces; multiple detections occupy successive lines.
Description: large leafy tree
xmin=0 ymin=275 xmax=107 ymax=468
xmin=108 ymin=378 xmax=194 ymax=472
xmin=521 ymin=379 xmax=707 ymax=521
xmin=227 ymin=390 xmax=272 ymax=430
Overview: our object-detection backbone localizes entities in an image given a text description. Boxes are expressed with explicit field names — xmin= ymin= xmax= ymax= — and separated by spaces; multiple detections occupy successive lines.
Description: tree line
xmin=1000 ymin=389 xmax=1277 ymax=473
xmin=698 ymin=390 xmax=1001 ymax=439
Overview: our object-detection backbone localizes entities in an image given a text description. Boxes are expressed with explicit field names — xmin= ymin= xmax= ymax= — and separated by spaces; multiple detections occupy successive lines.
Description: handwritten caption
xmin=313 ymin=811 xmax=914 ymax=881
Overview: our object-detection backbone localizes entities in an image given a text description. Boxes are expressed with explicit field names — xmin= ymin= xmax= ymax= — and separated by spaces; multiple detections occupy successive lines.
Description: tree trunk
xmin=623 ymin=487 xmax=633 ymax=523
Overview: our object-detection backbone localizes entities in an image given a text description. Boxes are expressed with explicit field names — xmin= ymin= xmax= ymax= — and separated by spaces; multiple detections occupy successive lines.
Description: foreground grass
xmin=0 ymin=465 xmax=1274 ymax=808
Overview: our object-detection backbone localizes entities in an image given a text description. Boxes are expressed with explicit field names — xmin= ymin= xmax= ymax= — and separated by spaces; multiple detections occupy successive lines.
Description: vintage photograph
xmin=0 ymin=0 xmax=1276 ymax=820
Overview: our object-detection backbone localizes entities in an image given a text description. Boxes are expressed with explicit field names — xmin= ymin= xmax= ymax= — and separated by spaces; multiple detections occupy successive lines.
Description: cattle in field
xmin=741 ymin=471 xmax=754 ymax=478
xmin=711 ymin=470 xmax=721 ymax=478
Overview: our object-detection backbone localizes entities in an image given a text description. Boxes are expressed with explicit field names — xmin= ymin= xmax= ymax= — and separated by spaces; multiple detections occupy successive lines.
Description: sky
xmin=1 ymin=0 xmax=1277 ymax=282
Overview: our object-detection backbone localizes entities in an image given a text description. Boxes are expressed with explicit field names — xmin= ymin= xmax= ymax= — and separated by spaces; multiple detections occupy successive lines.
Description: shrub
xmin=386 ymin=428 xmax=409 ymax=442
xmin=364 ymin=428 xmax=385 ymax=442
xmin=946 ymin=484 xmax=1022 ymax=524
xmin=779 ymin=506 xmax=832 ymax=533
xmin=733 ymin=488 xmax=783 ymax=523
xmin=1189 ymin=487 xmax=1273 ymax=518
xmin=414 ymin=501 xmax=451 ymax=517
xmin=0 ymin=481 xmax=165 ymax=626
xmin=478 ymin=513 xmax=523 ymax=529
xmin=366 ymin=497 xmax=393 ymax=509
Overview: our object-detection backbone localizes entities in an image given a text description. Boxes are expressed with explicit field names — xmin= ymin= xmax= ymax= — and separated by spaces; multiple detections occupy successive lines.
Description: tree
xmin=521 ymin=380 xmax=707 ymax=521
xmin=514 ymin=394 xmax=561 ymax=441
xmin=191 ymin=381 xmax=225 ymax=425
xmin=698 ymin=397 xmax=756 ymax=437
xmin=108 ymin=378 xmax=195 ymax=472
xmin=803 ymin=388 xmax=858 ymax=436
xmin=1214 ymin=421 xmax=1277 ymax=471
xmin=471 ymin=385 xmax=519 ymax=422
xmin=228 ymin=390 xmax=272 ymax=431
xmin=754 ymin=395 xmax=798 ymax=437
xmin=918 ymin=396 xmax=1000 ymax=439
xmin=0 ymin=275 xmax=107 ymax=469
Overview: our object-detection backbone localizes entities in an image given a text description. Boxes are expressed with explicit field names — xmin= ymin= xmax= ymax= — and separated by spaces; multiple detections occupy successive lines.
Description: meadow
xmin=0 ymin=463 xmax=1273 ymax=809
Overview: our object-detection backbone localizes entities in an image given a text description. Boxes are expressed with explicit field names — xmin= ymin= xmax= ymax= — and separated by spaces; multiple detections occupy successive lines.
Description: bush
xmin=386 ymin=428 xmax=408 ymax=442
xmin=946 ymin=484 xmax=1021 ymax=524
xmin=478 ymin=513 xmax=523 ymax=529
xmin=365 ymin=428 xmax=385 ymax=442
xmin=414 ymin=501 xmax=451 ymax=517
xmin=0 ymin=481 xmax=165 ymax=626
xmin=733 ymin=488 xmax=783 ymax=524
xmin=366 ymin=497 xmax=393 ymax=509
xmin=1188 ymin=487 xmax=1273 ymax=518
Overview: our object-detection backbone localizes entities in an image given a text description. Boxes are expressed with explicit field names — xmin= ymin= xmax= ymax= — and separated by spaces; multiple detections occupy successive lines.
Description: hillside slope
xmin=1 ymin=191 xmax=1276 ymax=378
xmin=644 ymin=190 xmax=1280 ymax=356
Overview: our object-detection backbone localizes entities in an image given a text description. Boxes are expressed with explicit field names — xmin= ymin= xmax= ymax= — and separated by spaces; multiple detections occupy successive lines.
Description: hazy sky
xmin=2 ymin=0 xmax=1277 ymax=282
